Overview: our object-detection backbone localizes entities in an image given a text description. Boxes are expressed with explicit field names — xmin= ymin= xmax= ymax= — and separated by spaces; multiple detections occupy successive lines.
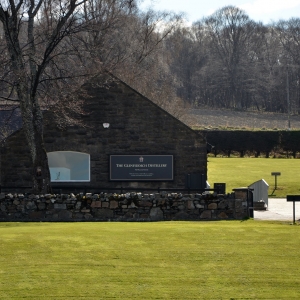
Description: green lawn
xmin=208 ymin=157 xmax=300 ymax=197
xmin=0 ymin=221 xmax=299 ymax=299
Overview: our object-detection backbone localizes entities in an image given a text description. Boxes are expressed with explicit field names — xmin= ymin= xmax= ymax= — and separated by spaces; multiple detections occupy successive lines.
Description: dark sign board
xmin=110 ymin=155 xmax=173 ymax=181
xmin=271 ymin=172 xmax=281 ymax=176
xmin=286 ymin=195 xmax=300 ymax=202
xmin=214 ymin=183 xmax=226 ymax=194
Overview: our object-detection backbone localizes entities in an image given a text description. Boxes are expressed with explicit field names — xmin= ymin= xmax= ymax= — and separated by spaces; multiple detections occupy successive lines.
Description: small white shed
xmin=248 ymin=179 xmax=269 ymax=207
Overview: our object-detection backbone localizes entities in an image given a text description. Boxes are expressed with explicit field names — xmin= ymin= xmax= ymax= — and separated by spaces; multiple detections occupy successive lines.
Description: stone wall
xmin=0 ymin=192 xmax=248 ymax=222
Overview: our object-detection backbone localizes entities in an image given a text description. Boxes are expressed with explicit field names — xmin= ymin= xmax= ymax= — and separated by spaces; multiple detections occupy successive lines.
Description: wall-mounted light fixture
xmin=36 ymin=166 xmax=42 ymax=177
xmin=103 ymin=123 xmax=110 ymax=129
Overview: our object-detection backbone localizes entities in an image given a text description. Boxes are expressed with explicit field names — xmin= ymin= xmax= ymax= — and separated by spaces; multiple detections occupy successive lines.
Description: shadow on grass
xmin=270 ymin=187 xmax=277 ymax=196
xmin=240 ymin=217 xmax=253 ymax=222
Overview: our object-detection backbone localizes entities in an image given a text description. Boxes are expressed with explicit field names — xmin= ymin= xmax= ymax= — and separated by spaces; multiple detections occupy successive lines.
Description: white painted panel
xmin=249 ymin=179 xmax=269 ymax=206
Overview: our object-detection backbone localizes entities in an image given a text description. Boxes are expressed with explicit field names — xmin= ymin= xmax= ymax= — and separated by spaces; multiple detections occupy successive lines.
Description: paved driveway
xmin=254 ymin=198 xmax=300 ymax=221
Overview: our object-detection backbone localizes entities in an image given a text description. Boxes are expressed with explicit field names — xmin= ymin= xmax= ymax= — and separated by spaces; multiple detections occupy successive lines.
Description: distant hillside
xmin=187 ymin=108 xmax=300 ymax=130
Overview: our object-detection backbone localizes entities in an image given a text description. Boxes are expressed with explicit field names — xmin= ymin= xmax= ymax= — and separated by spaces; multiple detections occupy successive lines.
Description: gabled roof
xmin=0 ymin=72 xmax=204 ymax=142
xmin=249 ymin=179 xmax=269 ymax=187
xmin=89 ymin=72 xmax=203 ymax=138
xmin=0 ymin=108 xmax=22 ymax=142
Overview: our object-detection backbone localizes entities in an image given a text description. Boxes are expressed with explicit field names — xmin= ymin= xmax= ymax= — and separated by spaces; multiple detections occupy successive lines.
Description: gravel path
xmin=254 ymin=198 xmax=300 ymax=221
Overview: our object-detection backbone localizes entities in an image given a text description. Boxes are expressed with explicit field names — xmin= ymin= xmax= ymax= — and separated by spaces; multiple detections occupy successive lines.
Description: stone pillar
xmin=233 ymin=187 xmax=253 ymax=218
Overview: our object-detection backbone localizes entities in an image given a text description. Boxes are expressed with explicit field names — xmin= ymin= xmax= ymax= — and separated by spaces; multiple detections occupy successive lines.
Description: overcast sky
xmin=139 ymin=0 xmax=300 ymax=24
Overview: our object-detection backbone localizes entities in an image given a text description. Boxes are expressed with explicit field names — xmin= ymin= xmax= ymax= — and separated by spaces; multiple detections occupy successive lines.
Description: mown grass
xmin=0 ymin=221 xmax=299 ymax=299
xmin=208 ymin=157 xmax=300 ymax=197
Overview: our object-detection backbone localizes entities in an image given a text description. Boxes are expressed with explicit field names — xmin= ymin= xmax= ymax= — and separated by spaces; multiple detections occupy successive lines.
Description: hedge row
xmin=202 ymin=130 xmax=300 ymax=157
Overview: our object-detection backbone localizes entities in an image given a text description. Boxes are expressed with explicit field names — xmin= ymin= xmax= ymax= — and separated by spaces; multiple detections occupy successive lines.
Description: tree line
xmin=125 ymin=5 xmax=300 ymax=115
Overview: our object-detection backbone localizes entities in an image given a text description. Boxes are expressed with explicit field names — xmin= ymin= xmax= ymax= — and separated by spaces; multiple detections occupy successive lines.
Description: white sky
xmin=139 ymin=0 xmax=300 ymax=24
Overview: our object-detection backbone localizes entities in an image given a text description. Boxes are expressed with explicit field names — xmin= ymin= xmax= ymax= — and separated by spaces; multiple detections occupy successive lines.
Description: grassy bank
xmin=0 ymin=221 xmax=299 ymax=299
xmin=208 ymin=157 xmax=300 ymax=197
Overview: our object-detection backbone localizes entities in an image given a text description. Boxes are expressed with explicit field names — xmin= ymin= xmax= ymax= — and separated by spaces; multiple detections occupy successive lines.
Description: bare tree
xmin=0 ymin=0 xmax=129 ymax=192
xmin=276 ymin=18 xmax=300 ymax=113
xmin=104 ymin=8 xmax=186 ymax=118
xmin=0 ymin=0 xmax=181 ymax=192
xmin=204 ymin=6 xmax=257 ymax=109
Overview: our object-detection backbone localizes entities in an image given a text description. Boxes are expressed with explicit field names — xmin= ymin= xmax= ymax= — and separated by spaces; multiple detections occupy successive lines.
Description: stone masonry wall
xmin=0 ymin=192 xmax=248 ymax=222
xmin=1 ymin=75 xmax=207 ymax=190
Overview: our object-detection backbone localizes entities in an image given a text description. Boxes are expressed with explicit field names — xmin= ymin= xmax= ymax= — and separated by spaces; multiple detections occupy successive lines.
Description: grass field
xmin=0 ymin=221 xmax=299 ymax=299
xmin=208 ymin=157 xmax=300 ymax=198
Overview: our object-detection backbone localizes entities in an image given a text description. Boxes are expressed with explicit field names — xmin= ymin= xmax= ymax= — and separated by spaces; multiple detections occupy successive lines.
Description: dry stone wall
xmin=0 ymin=192 xmax=248 ymax=221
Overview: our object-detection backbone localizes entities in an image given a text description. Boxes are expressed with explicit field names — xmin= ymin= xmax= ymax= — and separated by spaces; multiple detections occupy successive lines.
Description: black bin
xmin=214 ymin=183 xmax=226 ymax=194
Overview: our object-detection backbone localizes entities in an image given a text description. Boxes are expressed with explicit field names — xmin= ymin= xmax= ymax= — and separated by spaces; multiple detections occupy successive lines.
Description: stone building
xmin=0 ymin=74 xmax=207 ymax=192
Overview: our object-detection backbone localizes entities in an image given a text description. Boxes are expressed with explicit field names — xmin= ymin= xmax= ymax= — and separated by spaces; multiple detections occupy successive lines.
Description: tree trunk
xmin=21 ymin=100 xmax=52 ymax=194
xmin=32 ymin=132 xmax=52 ymax=194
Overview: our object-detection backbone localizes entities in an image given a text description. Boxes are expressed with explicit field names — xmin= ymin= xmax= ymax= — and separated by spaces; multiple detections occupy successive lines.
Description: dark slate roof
xmin=0 ymin=107 xmax=22 ymax=142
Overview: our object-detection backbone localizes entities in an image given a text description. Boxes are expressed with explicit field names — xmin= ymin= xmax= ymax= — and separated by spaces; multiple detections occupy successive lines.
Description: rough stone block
xmin=234 ymin=191 xmax=247 ymax=201
xmin=157 ymin=199 xmax=166 ymax=206
xmin=84 ymin=213 xmax=93 ymax=220
xmin=124 ymin=211 xmax=133 ymax=219
xmin=91 ymin=201 xmax=102 ymax=208
xmin=218 ymin=212 xmax=228 ymax=219
xmin=140 ymin=214 xmax=149 ymax=219
xmin=178 ymin=204 xmax=185 ymax=211
xmin=150 ymin=207 xmax=164 ymax=221
xmin=173 ymin=211 xmax=191 ymax=220
xmin=208 ymin=203 xmax=218 ymax=210
xmin=26 ymin=201 xmax=37 ymax=210
xmin=74 ymin=213 xmax=83 ymax=219
xmin=139 ymin=200 xmax=152 ymax=207
xmin=51 ymin=213 xmax=59 ymax=220
xmin=58 ymin=210 xmax=73 ymax=220
xmin=54 ymin=203 xmax=67 ymax=210
xmin=218 ymin=200 xmax=228 ymax=209
xmin=189 ymin=209 xmax=200 ymax=215
xmin=38 ymin=203 xmax=46 ymax=210
xmin=195 ymin=204 xmax=204 ymax=209
xmin=187 ymin=200 xmax=195 ymax=209
xmin=29 ymin=211 xmax=44 ymax=219
xmin=95 ymin=208 xmax=114 ymax=219
xmin=85 ymin=193 xmax=92 ymax=199
xmin=17 ymin=205 xmax=25 ymax=211
xmin=110 ymin=200 xmax=119 ymax=209
xmin=102 ymin=202 xmax=109 ymax=208
xmin=200 ymin=210 xmax=212 ymax=219
xmin=235 ymin=199 xmax=243 ymax=209
xmin=0 ymin=204 xmax=6 ymax=212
